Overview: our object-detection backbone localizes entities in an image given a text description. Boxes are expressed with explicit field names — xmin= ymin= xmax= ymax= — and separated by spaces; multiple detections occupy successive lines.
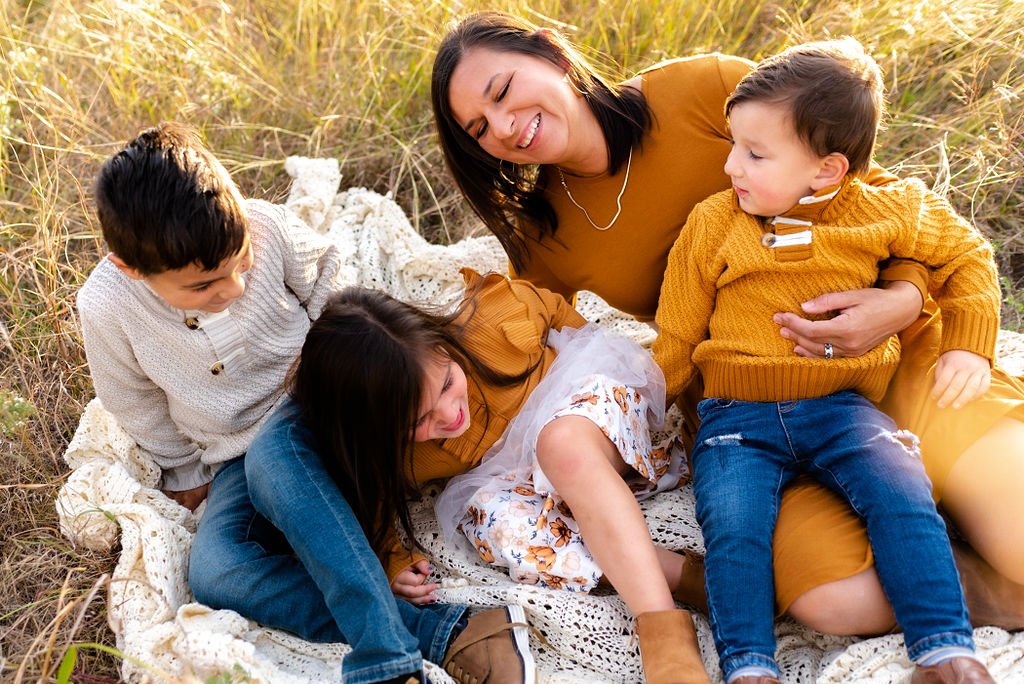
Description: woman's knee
xmin=786 ymin=569 xmax=896 ymax=636
xmin=975 ymin=541 xmax=1024 ymax=584
xmin=942 ymin=417 xmax=1024 ymax=582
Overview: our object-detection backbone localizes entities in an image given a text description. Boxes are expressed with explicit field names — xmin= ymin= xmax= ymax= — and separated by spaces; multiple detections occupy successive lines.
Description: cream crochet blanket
xmin=57 ymin=157 xmax=1024 ymax=683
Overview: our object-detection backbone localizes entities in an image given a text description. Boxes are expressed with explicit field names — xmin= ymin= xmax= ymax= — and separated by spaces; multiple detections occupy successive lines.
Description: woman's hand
xmin=772 ymin=281 xmax=923 ymax=359
xmin=391 ymin=559 xmax=439 ymax=605
xmin=932 ymin=350 xmax=991 ymax=409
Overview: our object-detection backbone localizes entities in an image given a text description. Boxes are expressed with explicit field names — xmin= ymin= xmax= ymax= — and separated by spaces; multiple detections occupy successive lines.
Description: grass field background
xmin=2 ymin=0 xmax=1022 ymax=680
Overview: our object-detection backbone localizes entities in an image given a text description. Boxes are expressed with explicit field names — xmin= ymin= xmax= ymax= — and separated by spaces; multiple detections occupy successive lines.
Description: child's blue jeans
xmin=189 ymin=400 xmax=466 ymax=684
xmin=692 ymin=390 xmax=973 ymax=681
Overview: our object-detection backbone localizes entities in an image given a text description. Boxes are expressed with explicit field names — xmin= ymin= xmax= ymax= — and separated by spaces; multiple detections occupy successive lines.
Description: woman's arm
xmin=772 ymin=279 xmax=924 ymax=358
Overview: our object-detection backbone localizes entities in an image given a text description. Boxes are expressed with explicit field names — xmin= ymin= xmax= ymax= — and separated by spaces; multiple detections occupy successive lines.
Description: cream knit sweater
xmin=654 ymin=177 xmax=1001 ymax=404
xmin=77 ymin=199 xmax=343 ymax=490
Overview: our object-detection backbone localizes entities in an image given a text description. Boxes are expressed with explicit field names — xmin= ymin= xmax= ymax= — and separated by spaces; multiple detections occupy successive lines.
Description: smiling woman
xmin=446 ymin=47 xmax=606 ymax=174
xmin=431 ymin=12 xmax=652 ymax=275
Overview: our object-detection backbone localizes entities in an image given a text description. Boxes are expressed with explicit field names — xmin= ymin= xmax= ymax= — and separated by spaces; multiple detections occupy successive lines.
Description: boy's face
xmin=724 ymin=100 xmax=832 ymax=218
xmin=112 ymin=233 xmax=254 ymax=313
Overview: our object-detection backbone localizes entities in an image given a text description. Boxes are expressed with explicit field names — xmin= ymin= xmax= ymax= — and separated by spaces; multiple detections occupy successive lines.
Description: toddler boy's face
xmin=129 ymin=233 xmax=254 ymax=313
xmin=724 ymin=100 xmax=829 ymax=218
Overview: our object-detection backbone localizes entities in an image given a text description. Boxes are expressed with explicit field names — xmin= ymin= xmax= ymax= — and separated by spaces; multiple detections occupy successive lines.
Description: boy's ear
xmin=811 ymin=153 xmax=849 ymax=190
xmin=108 ymin=253 xmax=145 ymax=281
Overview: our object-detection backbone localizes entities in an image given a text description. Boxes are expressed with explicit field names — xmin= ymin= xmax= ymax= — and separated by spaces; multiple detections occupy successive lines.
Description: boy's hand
xmin=163 ymin=483 xmax=210 ymax=511
xmin=932 ymin=350 xmax=991 ymax=409
xmin=391 ymin=559 xmax=439 ymax=605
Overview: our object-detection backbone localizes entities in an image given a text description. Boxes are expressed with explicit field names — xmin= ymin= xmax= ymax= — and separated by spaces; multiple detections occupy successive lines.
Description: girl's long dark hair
xmin=431 ymin=11 xmax=653 ymax=273
xmin=288 ymin=286 xmax=539 ymax=557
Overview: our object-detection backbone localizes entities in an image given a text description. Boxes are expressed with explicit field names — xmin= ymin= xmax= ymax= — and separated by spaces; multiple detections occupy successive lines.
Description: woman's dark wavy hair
xmin=431 ymin=11 xmax=652 ymax=273
xmin=288 ymin=286 xmax=538 ymax=557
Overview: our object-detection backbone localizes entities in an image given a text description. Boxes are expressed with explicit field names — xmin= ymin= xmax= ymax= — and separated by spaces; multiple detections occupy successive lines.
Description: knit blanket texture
xmin=56 ymin=157 xmax=1024 ymax=683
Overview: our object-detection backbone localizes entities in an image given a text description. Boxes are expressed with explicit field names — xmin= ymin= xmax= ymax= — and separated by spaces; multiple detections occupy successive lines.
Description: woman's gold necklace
xmin=556 ymin=147 xmax=632 ymax=231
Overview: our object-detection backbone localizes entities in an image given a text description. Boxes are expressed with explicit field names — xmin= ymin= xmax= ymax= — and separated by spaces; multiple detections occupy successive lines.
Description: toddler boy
xmin=653 ymin=39 xmax=998 ymax=684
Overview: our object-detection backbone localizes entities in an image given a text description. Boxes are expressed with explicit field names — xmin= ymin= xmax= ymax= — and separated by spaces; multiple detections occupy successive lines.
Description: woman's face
xmin=412 ymin=351 xmax=471 ymax=442
xmin=447 ymin=46 xmax=592 ymax=170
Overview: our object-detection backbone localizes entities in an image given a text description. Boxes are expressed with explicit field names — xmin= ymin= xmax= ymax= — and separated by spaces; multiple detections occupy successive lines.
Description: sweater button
xmin=210 ymin=362 xmax=224 ymax=375
xmin=185 ymin=316 xmax=200 ymax=330
xmin=761 ymin=233 xmax=777 ymax=248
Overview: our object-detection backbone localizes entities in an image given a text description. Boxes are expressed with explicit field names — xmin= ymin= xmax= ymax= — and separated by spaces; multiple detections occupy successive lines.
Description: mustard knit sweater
xmin=653 ymin=177 xmax=1001 ymax=404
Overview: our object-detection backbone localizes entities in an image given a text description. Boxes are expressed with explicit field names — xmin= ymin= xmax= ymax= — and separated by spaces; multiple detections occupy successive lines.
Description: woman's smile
xmin=517 ymin=114 xmax=541 ymax=149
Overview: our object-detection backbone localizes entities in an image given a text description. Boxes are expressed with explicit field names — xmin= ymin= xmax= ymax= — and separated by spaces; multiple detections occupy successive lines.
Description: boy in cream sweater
xmin=652 ymin=39 xmax=998 ymax=684
xmin=79 ymin=124 xmax=533 ymax=684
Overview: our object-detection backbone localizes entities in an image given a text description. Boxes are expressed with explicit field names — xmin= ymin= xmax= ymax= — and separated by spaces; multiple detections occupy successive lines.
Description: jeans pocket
xmin=696 ymin=397 xmax=735 ymax=420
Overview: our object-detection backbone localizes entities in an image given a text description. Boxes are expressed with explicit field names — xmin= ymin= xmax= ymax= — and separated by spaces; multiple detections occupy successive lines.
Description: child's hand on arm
xmin=163 ymin=482 xmax=211 ymax=511
xmin=932 ymin=350 xmax=991 ymax=409
xmin=390 ymin=558 xmax=439 ymax=605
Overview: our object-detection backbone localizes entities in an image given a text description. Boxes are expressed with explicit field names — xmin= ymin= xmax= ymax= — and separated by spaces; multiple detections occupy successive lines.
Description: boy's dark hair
xmin=725 ymin=38 xmax=884 ymax=175
xmin=94 ymin=122 xmax=247 ymax=275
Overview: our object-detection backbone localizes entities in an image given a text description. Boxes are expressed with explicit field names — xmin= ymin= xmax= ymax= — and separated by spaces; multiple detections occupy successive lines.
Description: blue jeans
xmin=189 ymin=400 xmax=467 ymax=684
xmin=692 ymin=390 xmax=973 ymax=681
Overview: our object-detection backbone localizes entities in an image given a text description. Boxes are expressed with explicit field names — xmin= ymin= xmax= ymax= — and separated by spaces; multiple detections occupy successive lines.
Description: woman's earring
xmin=499 ymin=159 xmax=517 ymax=183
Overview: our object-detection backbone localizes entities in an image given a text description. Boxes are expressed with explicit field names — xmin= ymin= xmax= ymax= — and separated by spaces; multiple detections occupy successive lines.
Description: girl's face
xmin=412 ymin=351 xmax=471 ymax=442
xmin=447 ymin=46 xmax=599 ymax=173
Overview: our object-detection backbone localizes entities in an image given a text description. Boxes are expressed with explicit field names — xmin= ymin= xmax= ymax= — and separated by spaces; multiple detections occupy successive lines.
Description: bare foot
xmin=953 ymin=539 xmax=1024 ymax=630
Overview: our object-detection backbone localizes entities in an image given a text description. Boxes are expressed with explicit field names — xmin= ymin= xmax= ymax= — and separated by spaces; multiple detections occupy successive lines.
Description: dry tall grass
xmin=2 ymin=0 xmax=1022 ymax=681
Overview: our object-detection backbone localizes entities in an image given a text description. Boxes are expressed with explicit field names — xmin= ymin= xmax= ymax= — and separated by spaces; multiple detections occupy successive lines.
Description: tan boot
xmin=952 ymin=539 xmax=1024 ymax=630
xmin=635 ymin=609 xmax=711 ymax=684
xmin=670 ymin=550 xmax=708 ymax=615
xmin=911 ymin=657 xmax=996 ymax=683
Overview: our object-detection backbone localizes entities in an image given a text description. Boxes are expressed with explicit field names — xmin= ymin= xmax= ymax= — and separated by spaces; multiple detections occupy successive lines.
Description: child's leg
xmin=806 ymin=392 xmax=975 ymax=663
xmin=535 ymin=415 xmax=674 ymax=614
xmin=536 ymin=415 xmax=710 ymax=684
xmin=691 ymin=398 xmax=791 ymax=682
xmin=655 ymin=546 xmax=708 ymax=614
xmin=240 ymin=404 xmax=468 ymax=681
xmin=190 ymin=457 xmax=349 ymax=642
